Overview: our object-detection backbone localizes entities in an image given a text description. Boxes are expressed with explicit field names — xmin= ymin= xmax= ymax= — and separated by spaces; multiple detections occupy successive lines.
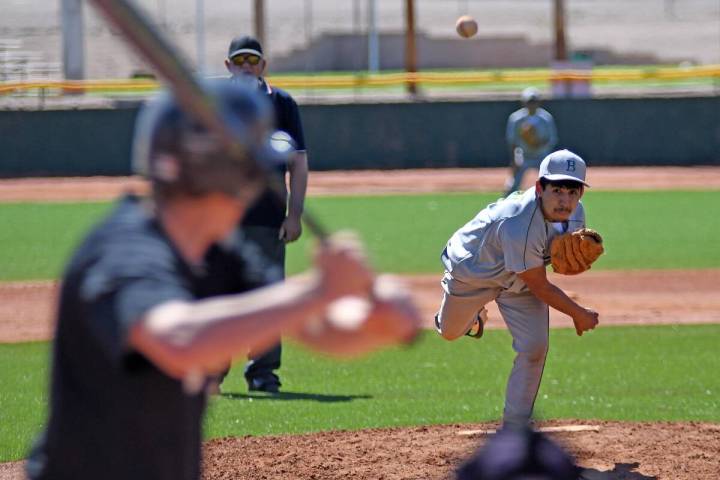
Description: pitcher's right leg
xmin=495 ymin=290 xmax=550 ymax=427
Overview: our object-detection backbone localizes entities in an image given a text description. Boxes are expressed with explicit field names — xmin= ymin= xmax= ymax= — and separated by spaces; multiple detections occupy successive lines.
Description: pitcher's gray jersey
xmin=441 ymin=188 xmax=585 ymax=292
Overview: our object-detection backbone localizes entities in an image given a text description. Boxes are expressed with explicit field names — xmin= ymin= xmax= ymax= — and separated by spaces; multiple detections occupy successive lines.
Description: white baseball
xmin=326 ymin=296 xmax=372 ymax=330
xmin=455 ymin=15 xmax=478 ymax=38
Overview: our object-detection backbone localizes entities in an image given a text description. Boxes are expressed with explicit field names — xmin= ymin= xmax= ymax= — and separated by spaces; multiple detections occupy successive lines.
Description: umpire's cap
xmin=133 ymin=81 xmax=292 ymax=198
xmin=455 ymin=426 xmax=580 ymax=480
xmin=227 ymin=35 xmax=264 ymax=60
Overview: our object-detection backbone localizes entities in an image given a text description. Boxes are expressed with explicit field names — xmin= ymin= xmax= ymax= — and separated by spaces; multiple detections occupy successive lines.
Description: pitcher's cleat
xmin=465 ymin=308 xmax=489 ymax=339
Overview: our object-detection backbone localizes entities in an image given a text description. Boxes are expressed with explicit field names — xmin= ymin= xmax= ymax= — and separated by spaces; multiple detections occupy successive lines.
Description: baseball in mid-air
xmin=455 ymin=15 xmax=478 ymax=38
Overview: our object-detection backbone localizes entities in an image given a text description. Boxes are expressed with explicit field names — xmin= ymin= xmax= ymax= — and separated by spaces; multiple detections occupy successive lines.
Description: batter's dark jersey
xmin=242 ymin=79 xmax=306 ymax=228
xmin=26 ymin=195 xmax=271 ymax=480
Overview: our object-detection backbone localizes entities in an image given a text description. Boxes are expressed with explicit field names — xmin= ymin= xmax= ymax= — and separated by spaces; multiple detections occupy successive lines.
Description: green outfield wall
xmin=0 ymin=108 xmax=138 ymax=176
xmin=1 ymin=96 xmax=718 ymax=176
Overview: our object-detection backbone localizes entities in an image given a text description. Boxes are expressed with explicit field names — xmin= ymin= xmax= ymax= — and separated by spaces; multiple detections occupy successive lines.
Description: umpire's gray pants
xmin=437 ymin=272 xmax=549 ymax=427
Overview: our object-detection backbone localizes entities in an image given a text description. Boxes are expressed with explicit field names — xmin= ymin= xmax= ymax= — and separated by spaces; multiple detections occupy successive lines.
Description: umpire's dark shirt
xmin=241 ymin=78 xmax=306 ymax=228
xmin=26 ymin=195 xmax=272 ymax=480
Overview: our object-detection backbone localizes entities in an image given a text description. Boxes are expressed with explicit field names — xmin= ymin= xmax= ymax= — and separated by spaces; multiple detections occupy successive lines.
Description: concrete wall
xmin=1 ymin=96 xmax=718 ymax=177
xmin=270 ymin=32 xmax=667 ymax=73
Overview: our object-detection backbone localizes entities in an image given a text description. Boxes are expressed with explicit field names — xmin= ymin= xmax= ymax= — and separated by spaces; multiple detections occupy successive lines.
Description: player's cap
xmin=228 ymin=35 xmax=264 ymax=60
xmin=521 ymin=87 xmax=541 ymax=103
xmin=538 ymin=149 xmax=590 ymax=187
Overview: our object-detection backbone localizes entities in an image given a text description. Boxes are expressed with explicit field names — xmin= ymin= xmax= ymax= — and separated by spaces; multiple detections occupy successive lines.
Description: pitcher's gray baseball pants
xmin=437 ymin=272 xmax=549 ymax=427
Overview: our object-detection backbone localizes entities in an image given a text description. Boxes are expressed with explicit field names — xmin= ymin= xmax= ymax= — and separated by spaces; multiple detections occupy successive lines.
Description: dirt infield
xmin=2 ymin=270 xmax=719 ymax=344
xmin=2 ymin=420 xmax=719 ymax=479
xmin=1 ymin=166 xmax=719 ymax=202
xmin=1 ymin=167 xmax=718 ymax=479
xmin=200 ymin=420 xmax=720 ymax=480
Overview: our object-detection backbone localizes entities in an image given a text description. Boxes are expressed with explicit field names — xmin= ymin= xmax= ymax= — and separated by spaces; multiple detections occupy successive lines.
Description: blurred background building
xmin=1 ymin=0 xmax=718 ymax=81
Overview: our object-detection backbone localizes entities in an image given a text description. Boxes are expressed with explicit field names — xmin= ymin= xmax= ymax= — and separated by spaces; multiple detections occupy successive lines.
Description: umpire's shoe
xmin=247 ymin=373 xmax=281 ymax=393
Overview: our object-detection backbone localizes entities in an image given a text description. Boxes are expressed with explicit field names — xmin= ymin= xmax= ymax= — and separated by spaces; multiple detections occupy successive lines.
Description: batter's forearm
xmin=294 ymin=326 xmax=381 ymax=357
xmin=130 ymin=273 xmax=328 ymax=377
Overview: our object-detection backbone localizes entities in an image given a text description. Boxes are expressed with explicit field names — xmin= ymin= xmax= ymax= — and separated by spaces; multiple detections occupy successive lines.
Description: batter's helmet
xmin=132 ymin=81 xmax=292 ymax=198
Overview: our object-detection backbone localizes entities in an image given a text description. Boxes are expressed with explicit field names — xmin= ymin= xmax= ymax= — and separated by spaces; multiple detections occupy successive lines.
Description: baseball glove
xmin=519 ymin=123 xmax=542 ymax=148
xmin=550 ymin=228 xmax=604 ymax=275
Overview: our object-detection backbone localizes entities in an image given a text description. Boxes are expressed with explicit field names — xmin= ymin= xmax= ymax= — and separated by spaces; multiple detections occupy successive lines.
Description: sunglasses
xmin=231 ymin=54 xmax=262 ymax=66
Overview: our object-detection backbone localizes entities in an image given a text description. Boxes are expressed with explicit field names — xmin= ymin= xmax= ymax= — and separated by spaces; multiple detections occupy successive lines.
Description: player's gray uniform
xmin=438 ymin=188 xmax=585 ymax=426
xmin=505 ymin=108 xmax=558 ymax=195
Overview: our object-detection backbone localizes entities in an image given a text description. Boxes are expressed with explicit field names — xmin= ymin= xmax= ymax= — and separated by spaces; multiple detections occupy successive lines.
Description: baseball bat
xmin=88 ymin=0 xmax=328 ymax=239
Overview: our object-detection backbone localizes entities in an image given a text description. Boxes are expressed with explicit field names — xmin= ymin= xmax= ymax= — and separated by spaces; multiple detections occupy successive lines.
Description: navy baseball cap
xmin=228 ymin=36 xmax=264 ymax=59
xmin=538 ymin=150 xmax=590 ymax=187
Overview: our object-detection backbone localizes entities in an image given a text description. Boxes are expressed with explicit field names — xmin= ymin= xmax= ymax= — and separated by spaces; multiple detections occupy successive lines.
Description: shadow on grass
xmin=220 ymin=391 xmax=372 ymax=403
xmin=580 ymin=462 xmax=657 ymax=479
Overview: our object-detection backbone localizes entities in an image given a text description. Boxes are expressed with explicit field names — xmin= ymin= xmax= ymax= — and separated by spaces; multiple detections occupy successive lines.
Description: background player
xmin=25 ymin=83 xmax=418 ymax=480
xmin=436 ymin=149 xmax=599 ymax=428
xmin=223 ymin=35 xmax=309 ymax=392
xmin=504 ymin=87 xmax=558 ymax=197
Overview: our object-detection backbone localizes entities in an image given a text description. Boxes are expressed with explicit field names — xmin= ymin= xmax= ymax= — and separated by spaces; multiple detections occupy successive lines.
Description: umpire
xmin=25 ymin=83 xmax=418 ymax=480
xmin=223 ymin=35 xmax=308 ymax=393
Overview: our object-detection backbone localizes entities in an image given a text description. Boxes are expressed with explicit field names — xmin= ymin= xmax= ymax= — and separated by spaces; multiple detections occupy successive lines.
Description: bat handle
xmin=301 ymin=210 xmax=329 ymax=241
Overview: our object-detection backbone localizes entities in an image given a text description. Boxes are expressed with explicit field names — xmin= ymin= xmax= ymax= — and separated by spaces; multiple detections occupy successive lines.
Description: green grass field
xmin=0 ymin=202 xmax=112 ymax=281
xmin=1 ymin=190 xmax=718 ymax=462
xmin=0 ymin=190 xmax=718 ymax=281
xmin=1 ymin=325 xmax=718 ymax=461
